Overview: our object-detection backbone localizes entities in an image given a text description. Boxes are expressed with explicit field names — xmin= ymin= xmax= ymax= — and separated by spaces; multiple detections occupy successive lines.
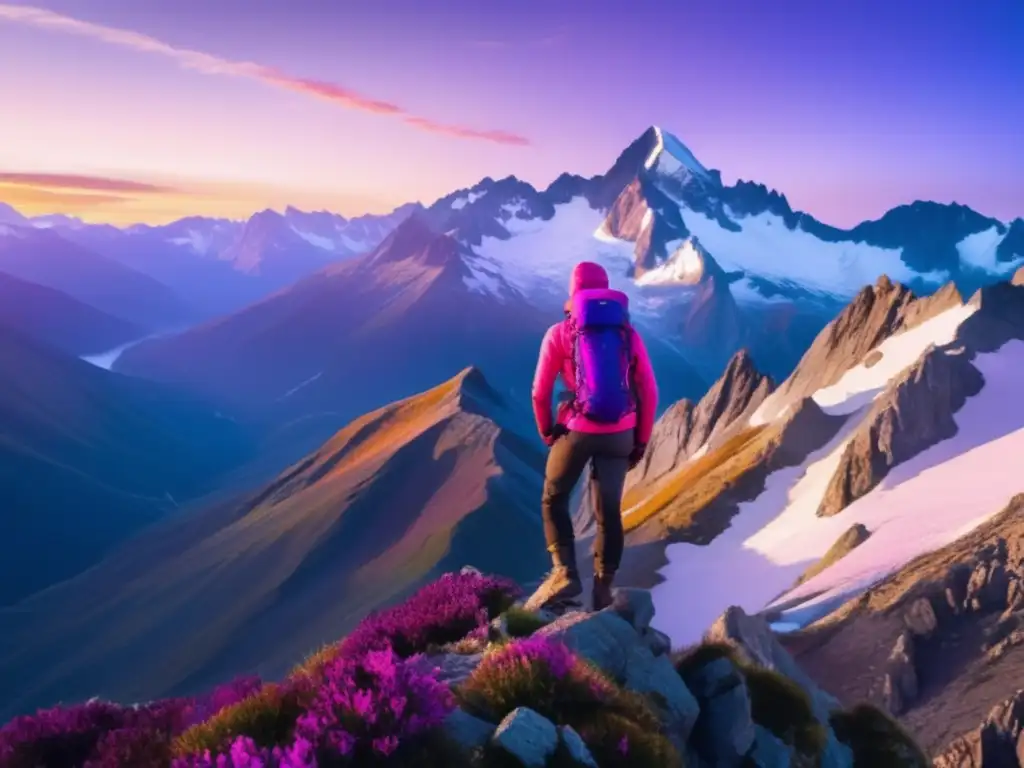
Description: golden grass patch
xmin=623 ymin=425 xmax=771 ymax=535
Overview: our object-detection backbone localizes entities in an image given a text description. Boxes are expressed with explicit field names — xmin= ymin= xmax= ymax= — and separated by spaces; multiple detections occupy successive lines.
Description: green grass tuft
xmin=830 ymin=704 xmax=929 ymax=767
xmin=458 ymin=645 xmax=677 ymax=768
xmin=501 ymin=606 xmax=553 ymax=638
xmin=743 ymin=666 xmax=826 ymax=764
xmin=672 ymin=641 xmax=744 ymax=680
xmin=171 ymin=683 xmax=309 ymax=757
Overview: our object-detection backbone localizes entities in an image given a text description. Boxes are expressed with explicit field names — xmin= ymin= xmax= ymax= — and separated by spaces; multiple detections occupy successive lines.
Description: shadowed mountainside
xmin=0 ymin=329 xmax=255 ymax=605
xmin=0 ymin=367 xmax=550 ymax=720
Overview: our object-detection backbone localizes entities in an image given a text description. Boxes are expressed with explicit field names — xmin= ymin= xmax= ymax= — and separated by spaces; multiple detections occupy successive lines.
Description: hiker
xmin=524 ymin=261 xmax=658 ymax=612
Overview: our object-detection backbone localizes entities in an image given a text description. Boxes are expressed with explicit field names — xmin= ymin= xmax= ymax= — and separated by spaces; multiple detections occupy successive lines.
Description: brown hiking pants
xmin=541 ymin=429 xmax=634 ymax=577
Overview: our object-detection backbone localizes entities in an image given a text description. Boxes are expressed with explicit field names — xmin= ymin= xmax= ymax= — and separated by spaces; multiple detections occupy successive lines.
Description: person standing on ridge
xmin=524 ymin=261 xmax=659 ymax=612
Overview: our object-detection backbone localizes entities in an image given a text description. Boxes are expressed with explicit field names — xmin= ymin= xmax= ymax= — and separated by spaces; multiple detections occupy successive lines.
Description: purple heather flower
xmin=618 ymin=735 xmax=630 ymax=756
xmin=479 ymin=635 xmax=577 ymax=680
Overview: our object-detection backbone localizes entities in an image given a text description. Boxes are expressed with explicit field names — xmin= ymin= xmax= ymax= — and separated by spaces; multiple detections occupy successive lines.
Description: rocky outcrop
xmin=706 ymin=606 xmax=842 ymax=722
xmin=674 ymin=243 xmax=746 ymax=371
xmin=631 ymin=349 xmax=775 ymax=490
xmin=795 ymin=523 xmax=871 ymax=587
xmin=1013 ymin=264 xmax=1024 ymax=287
xmin=817 ymin=343 xmax=984 ymax=516
xmin=934 ymin=691 xmax=1024 ymax=768
xmin=600 ymin=175 xmax=691 ymax=274
xmin=759 ymin=275 xmax=964 ymax=421
xmin=434 ymin=582 xmax=913 ymax=767
xmin=883 ymin=631 xmax=918 ymax=716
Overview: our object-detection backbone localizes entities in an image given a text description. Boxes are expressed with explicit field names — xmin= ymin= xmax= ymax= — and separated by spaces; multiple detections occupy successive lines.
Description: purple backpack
xmin=567 ymin=288 xmax=636 ymax=423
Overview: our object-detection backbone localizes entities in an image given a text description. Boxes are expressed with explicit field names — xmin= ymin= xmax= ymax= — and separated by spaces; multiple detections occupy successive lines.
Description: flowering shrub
xmin=459 ymin=635 xmax=679 ymax=768
xmin=171 ymin=734 xmax=317 ymax=767
xmin=458 ymin=635 xmax=609 ymax=724
xmin=0 ymin=572 xmax=520 ymax=768
xmin=337 ymin=572 xmax=520 ymax=661
xmin=0 ymin=698 xmax=192 ymax=768
xmin=173 ymin=681 xmax=313 ymax=758
xmin=295 ymin=645 xmax=456 ymax=765
xmin=0 ymin=677 xmax=265 ymax=768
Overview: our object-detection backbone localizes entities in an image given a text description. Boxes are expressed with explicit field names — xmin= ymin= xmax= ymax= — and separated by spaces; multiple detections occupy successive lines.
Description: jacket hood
xmin=569 ymin=261 xmax=609 ymax=297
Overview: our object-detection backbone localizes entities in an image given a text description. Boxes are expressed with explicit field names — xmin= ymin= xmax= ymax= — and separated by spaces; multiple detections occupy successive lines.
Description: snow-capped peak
xmin=643 ymin=126 xmax=713 ymax=183
xmin=636 ymin=237 xmax=711 ymax=286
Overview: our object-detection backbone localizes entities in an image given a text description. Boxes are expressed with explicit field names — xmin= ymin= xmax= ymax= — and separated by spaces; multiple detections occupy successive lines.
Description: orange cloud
xmin=0 ymin=184 xmax=129 ymax=209
xmin=0 ymin=3 xmax=532 ymax=147
xmin=0 ymin=172 xmax=176 ymax=193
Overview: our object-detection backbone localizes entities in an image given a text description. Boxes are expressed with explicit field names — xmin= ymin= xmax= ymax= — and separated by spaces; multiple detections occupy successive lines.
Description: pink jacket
xmin=531 ymin=318 xmax=659 ymax=445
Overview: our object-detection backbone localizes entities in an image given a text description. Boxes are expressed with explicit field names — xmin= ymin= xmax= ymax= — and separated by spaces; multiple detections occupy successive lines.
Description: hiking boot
xmin=523 ymin=546 xmax=583 ymax=612
xmin=592 ymin=572 xmax=615 ymax=612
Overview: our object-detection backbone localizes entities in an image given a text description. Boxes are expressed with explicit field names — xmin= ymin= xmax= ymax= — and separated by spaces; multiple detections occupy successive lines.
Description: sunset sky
xmin=1 ymin=0 xmax=1021 ymax=227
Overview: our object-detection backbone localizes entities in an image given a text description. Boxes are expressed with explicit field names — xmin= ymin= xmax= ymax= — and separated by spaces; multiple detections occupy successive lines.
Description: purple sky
xmin=0 ymin=0 xmax=1020 ymax=226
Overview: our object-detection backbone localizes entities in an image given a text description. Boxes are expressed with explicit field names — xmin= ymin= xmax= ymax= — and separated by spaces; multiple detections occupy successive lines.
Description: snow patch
xmin=730 ymin=277 xmax=792 ymax=305
xmin=450 ymin=190 xmax=487 ymax=210
xmin=636 ymin=239 xmax=705 ymax=286
xmin=474 ymin=197 xmax=650 ymax=313
xmin=649 ymin=411 xmax=863 ymax=646
xmin=812 ymin=301 xmax=978 ymax=415
xmin=683 ymin=208 xmax=947 ymax=299
xmin=290 ymin=226 xmax=335 ymax=251
xmin=650 ymin=339 xmax=1024 ymax=646
xmin=169 ymin=229 xmax=214 ymax=255
xmin=463 ymin=265 xmax=504 ymax=296
xmin=773 ymin=340 xmax=1024 ymax=624
xmin=957 ymin=227 xmax=1017 ymax=273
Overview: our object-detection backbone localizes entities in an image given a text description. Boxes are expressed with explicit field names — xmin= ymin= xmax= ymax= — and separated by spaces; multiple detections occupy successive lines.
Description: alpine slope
xmin=604 ymin=268 xmax=1024 ymax=647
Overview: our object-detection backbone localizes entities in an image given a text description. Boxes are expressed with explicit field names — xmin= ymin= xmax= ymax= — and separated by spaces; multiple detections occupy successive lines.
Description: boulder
xmin=623 ymin=643 xmax=700 ymax=743
xmin=883 ymin=631 xmax=917 ymax=716
xmin=747 ymin=724 xmax=792 ymax=767
xmin=535 ymin=609 xmax=640 ymax=681
xmin=609 ymin=588 xmax=655 ymax=632
xmin=706 ymin=606 xmax=840 ymax=721
xmin=1005 ymin=577 xmax=1024 ymax=615
xmin=559 ymin=725 xmax=598 ymax=768
xmin=442 ymin=709 xmax=495 ymax=752
xmin=934 ymin=690 xmax=1024 ymax=768
xmin=966 ymin=560 xmax=1010 ymax=613
xmin=684 ymin=656 xmax=756 ymax=767
xmin=641 ymin=626 xmax=673 ymax=657
xmin=903 ymin=596 xmax=939 ymax=638
xmin=819 ymin=730 xmax=855 ymax=768
xmin=491 ymin=707 xmax=559 ymax=767
xmin=944 ymin=562 xmax=973 ymax=615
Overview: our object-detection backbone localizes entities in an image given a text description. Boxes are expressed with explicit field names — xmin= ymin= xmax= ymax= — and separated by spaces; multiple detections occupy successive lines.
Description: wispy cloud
xmin=0 ymin=185 xmax=129 ymax=208
xmin=0 ymin=3 xmax=531 ymax=147
xmin=0 ymin=171 xmax=176 ymax=193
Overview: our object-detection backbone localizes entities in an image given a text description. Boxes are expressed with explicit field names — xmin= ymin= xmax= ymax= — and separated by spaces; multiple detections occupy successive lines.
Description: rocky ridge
xmin=817 ymin=342 xmax=985 ymax=517
xmin=631 ymin=349 xmax=775 ymax=493
xmin=757 ymin=276 xmax=964 ymax=423
xmin=430 ymin=571 xmax=925 ymax=767
xmin=783 ymin=495 xmax=1024 ymax=761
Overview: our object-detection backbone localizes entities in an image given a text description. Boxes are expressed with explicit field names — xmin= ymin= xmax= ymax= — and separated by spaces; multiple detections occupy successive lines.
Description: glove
xmin=544 ymin=424 xmax=569 ymax=446
xmin=628 ymin=442 xmax=647 ymax=470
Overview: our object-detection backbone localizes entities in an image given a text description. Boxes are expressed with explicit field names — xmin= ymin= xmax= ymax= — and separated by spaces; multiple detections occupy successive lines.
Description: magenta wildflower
xmin=618 ymin=734 xmax=629 ymax=756
xmin=478 ymin=635 xmax=577 ymax=680
xmin=295 ymin=643 xmax=455 ymax=763
xmin=340 ymin=571 xmax=520 ymax=658
xmin=173 ymin=734 xmax=317 ymax=768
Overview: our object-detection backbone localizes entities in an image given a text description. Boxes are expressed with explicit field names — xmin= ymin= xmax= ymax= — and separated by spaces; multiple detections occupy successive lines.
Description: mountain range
xmin=2 ymin=125 xmax=1024 ymax=761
